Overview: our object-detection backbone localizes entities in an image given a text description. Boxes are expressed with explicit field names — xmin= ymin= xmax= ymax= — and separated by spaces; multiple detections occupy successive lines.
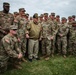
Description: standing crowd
xmin=0 ymin=2 xmax=76 ymax=73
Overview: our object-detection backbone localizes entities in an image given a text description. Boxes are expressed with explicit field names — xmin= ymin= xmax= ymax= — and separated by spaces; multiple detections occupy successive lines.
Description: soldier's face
xmin=3 ymin=5 xmax=10 ymax=12
xmin=10 ymin=30 xmax=17 ymax=35
xmin=44 ymin=16 xmax=48 ymax=20
xmin=62 ymin=20 xmax=65 ymax=24
xmin=51 ymin=16 xmax=55 ymax=19
xmin=72 ymin=18 xmax=75 ymax=21
xmin=20 ymin=10 xmax=25 ymax=15
xmin=68 ymin=18 xmax=72 ymax=22
xmin=33 ymin=18 xmax=38 ymax=23
xmin=56 ymin=17 xmax=60 ymax=20
xmin=40 ymin=17 xmax=43 ymax=21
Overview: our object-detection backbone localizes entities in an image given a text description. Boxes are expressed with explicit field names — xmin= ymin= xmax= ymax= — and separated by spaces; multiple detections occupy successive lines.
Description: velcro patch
xmin=5 ymin=39 xmax=10 ymax=43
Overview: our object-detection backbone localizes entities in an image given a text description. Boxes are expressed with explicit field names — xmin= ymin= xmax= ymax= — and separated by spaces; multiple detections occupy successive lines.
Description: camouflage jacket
xmin=41 ymin=20 xmax=52 ymax=40
xmin=69 ymin=25 xmax=76 ymax=42
xmin=14 ymin=15 xmax=27 ymax=39
xmin=50 ymin=20 xmax=59 ymax=37
xmin=0 ymin=33 xmax=21 ymax=58
xmin=14 ymin=15 xmax=27 ymax=29
xmin=0 ymin=11 xmax=14 ymax=29
xmin=57 ymin=23 xmax=69 ymax=37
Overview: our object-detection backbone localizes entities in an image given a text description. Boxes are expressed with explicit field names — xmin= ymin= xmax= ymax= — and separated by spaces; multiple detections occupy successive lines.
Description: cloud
xmin=0 ymin=0 xmax=76 ymax=18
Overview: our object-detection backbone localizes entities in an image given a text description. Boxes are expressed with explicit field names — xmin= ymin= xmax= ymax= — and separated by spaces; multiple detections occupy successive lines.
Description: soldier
xmin=0 ymin=25 xmax=23 ymax=71
xmin=25 ymin=13 xmax=29 ymax=21
xmin=68 ymin=16 xmax=72 ymax=25
xmin=49 ymin=12 xmax=55 ymax=21
xmin=41 ymin=13 xmax=52 ymax=60
xmin=14 ymin=8 xmax=27 ymax=62
xmin=38 ymin=14 xmax=44 ymax=55
xmin=26 ymin=13 xmax=41 ymax=62
xmin=72 ymin=15 xmax=75 ymax=21
xmin=55 ymin=15 xmax=60 ymax=24
xmin=13 ymin=12 xmax=19 ymax=19
xmin=55 ymin=15 xmax=60 ymax=53
xmin=30 ymin=16 xmax=33 ymax=21
xmin=69 ymin=21 xmax=76 ymax=56
xmin=0 ymin=2 xmax=14 ymax=46
xmin=67 ymin=16 xmax=72 ymax=53
xmin=57 ymin=17 xmax=69 ymax=57
xmin=38 ymin=14 xmax=44 ymax=23
xmin=14 ymin=8 xmax=26 ymax=28
xmin=49 ymin=12 xmax=59 ymax=56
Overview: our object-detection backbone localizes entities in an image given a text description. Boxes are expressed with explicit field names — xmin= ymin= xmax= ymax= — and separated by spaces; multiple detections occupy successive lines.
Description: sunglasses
xmin=12 ymin=29 xmax=17 ymax=31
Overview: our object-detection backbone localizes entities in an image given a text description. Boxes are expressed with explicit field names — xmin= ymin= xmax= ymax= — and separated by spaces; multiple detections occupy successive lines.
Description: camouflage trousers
xmin=69 ymin=40 xmax=76 ymax=55
xmin=0 ymin=56 xmax=8 ymax=73
xmin=18 ymin=38 xmax=26 ymax=56
xmin=0 ymin=32 xmax=5 ymax=47
xmin=41 ymin=38 xmax=51 ymax=56
xmin=28 ymin=39 xmax=39 ymax=59
xmin=8 ymin=57 xmax=21 ymax=68
xmin=51 ymin=36 xmax=56 ymax=54
xmin=57 ymin=36 xmax=67 ymax=55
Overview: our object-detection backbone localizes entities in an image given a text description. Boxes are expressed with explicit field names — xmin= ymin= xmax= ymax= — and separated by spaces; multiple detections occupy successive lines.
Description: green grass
xmin=1 ymin=55 xmax=76 ymax=75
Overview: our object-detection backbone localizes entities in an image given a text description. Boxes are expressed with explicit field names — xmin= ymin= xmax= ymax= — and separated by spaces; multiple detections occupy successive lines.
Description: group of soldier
xmin=0 ymin=2 xmax=76 ymax=73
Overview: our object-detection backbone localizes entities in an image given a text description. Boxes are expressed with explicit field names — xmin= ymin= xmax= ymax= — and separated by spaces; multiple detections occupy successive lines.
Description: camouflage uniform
xmin=15 ymin=15 xmax=27 ymax=56
xmin=0 ymin=25 xmax=21 ymax=72
xmin=69 ymin=21 xmax=76 ymax=55
xmin=41 ymin=20 xmax=52 ymax=56
xmin=41 ymin=13 xmax=54 ymax=57
xmin=67 ymin=16 xmax=73 ymax=53
xmin=57 ymin=18 xmax=69 ymax=56
xmin=14 ymin=8 xmax=27 ymax=56
xmin=55 ymin=15 xmax=61 ymax=53
xmin=38 ymin=14 xmax=44 ymax=54
xmin=0 ymin=2 xmax=14 ymax=47
xmin=48 ymin=13 xmax=59 ymax=55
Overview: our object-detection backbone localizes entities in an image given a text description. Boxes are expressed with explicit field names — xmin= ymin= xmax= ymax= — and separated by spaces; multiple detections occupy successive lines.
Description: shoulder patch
xmin=5 ymin=38 xmax=10 ymax=43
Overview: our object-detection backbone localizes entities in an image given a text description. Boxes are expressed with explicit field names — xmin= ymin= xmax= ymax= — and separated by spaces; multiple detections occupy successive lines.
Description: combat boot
xmin=22 ymin=58 xmax=27 ymax=62
xmin=63 ymin=55 xmax=66 ymax=58
xmin=45 ymin=57 xmax=50 ymax=60
xmin=14 ymin=65 xmax=22 ymax=69
xmin=18 ymin=61 xmax=22 ymax=65
xmin=28 ymin=59 xmax=32 ymax=62
xmin=44 ymin=55 xmax=50 ymax=60
xmin=51 ymin=54 xmax=54 ymax=57
xmin=35 ymin=57 xmax=40 ymax=60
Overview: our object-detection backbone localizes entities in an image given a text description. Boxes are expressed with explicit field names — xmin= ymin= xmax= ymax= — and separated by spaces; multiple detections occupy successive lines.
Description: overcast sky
xmin=0 ymin=0 xmax=76 ymax=18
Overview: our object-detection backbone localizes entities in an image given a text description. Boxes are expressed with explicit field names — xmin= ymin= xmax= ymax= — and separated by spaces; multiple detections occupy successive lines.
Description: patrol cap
xmin=33 ymin=13 xmax=38 ymax=18
xmin=56 ymin=15 xmax=60 ymax=18
xmin=3 ymin=2 xmax=10 ymax=6
xmin=19 ymin=8 xmax=26 ymax=12
xmin=10 ymin=25 xmax=18 ymax=30
xmin=14 ymin=12 xmax=19 ymax=15
xmin=44 ymin=13 xmax=48 ymax=17
xmin=61 ymin=17 xmax=66 ymax=20
xmin=51 ymin=12 xmax=55 ymax=16
xmin=25 ymin=13 xmax=29 ymax=17
xmin=72 ymin=15 xmax=75 ymax=18
xmin=30 ymin=16 xmax=33 ymax=20
xmin=40 ymin=14 xmax=43 ymax=18
xmin=68 ymin=16 xmax=72 ymax=19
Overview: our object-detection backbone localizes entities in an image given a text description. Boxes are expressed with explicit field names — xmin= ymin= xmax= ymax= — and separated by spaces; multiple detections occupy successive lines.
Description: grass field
xmin=1 ymin=55 xmax=76 ymax=75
